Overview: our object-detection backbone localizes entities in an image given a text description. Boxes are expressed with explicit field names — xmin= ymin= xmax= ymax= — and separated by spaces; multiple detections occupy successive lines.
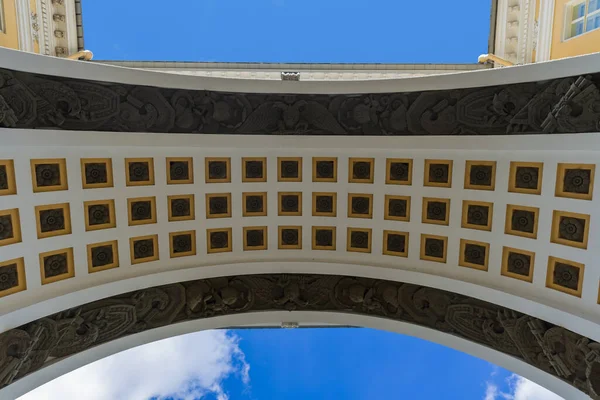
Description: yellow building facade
xmin=0 ymin=0 xmax=83 ymax=56
xmin=491 ymin=0 xmax=600 ymax=65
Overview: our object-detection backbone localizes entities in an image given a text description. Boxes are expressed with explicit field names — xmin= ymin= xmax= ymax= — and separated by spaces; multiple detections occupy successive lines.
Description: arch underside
xmin=1 ymin=273 xmax=600 ymax=399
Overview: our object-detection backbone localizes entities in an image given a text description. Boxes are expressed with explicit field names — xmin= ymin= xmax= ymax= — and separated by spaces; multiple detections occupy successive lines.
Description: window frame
xmin=565 ymin=0 xmax=600 ymax=40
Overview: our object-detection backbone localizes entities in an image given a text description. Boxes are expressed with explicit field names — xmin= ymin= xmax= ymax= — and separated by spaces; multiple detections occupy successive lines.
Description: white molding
xmin=63 ymin=0 xmax=78 ymax=53
xmin=494 ymin=0 xmax=509 ymax=60
xmin=36 ymin=0 xmax=50 ymax=55
xmin=536 ymin=0 xmax=556 ymax=62
xmin=14 ymin=0 xmax=33 ymax=52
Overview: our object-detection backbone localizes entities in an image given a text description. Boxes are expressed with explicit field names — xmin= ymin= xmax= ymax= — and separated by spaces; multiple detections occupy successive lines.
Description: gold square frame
xmin=385 ymin=158 xmax=413 ymax=185
xmin=312 ymin=157 xmax=338 ymax=182
xmin=312 ymin=192 xmax=337 ymax=217
xmin=0 ymin=159 xmax=17 ymax=196
xmin=84 ymin=199 xmax=116 ymax=231
xmin=207 ymin=228 xmax=233 ymax=253
xmin=464 ymin=160 xmax=497 ymax=191
xmin=205 ymin=193 xmax=232 ymax=219
xmin=555 ymin=163 xmax=595 ymax=200
xmin=31 ymin=158 xmax=68 ymax=193
xmin=278 ymin=192 xmax=302 ymax=216
xmin=347 ymin=193 xmax=373 ymax=219
xmin=508 ymin=161 xmax=543 ymax=195
xmin=383 ymin=230 xmax=409 ymax=257
xmin=423 ymin=159 xmax=453 ymax=188
xmin=278 ymin=226 xmax=302 ymax=250
xmin=205 ymin=157 xmax=231 ymax=183
xmin=243 ymin=226 xmax=268 ymax=251
xmin=169 ymin=230 xmax=197 ymax=258
xmin=87 ymin=240 xmax=119 ymax=273
xmin=458 ymin=239 xmax=490 ymax=271
xmin=348 ymin=157 xmax=375 ymax=184
xmin=242 ymin=192 xmax=268 ymax=217
xmin=546 ymin=256 xmax=584 ymax=297
xmin=35 ymin=203 xmax=72 ymax=239
xmin=312 ymin=226 xmax=336 ymax=251
xmin=347 ymin=227 xmax=372 ymax=254
xmin=384 ymin=195 xmax=411 ymax=222
xmin=130 ymin=234 xmax=160 ymax=265
xmin=0 ymin=258 xmax=26 ymax=298
xmin=277 ymin=157 xmax=302 ymax=182
xmin=166 ymin=157 xmax=194 ymax=185
xmin=125 ymin=157 xmax=155 ymax=187
xmin=0 ymin=208 xmax=22 ymax=246
xmin=504 ymin=204 xmax=539 ymax=239
xmin=461 ymin=200 xmax=493 ymax=231
xmin=242 ymin=157 xmax=267 ymax=183
xmin=550 ymin=210 xmax=590 ymax=249
xmin=501 ymin=246 xmax=535 ymax=283
xmin=80 ymin=158 xmax=114 ymax=189
xmin=420 ymin=234 xmax=448 ymax=263
xmin=167 ymin=194 xmax=196 ymax=222
xmin=39 ymin=247 xmax=75 ymax=285
xmin=422 ymin=197 xmax=451 ymax=226
xmin=127 ymin=196 xmax=157 ymax=226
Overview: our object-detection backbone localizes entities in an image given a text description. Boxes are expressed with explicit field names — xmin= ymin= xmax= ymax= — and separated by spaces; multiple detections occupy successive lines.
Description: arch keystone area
xmin=2 ymin=48 xmax=600 ymax=399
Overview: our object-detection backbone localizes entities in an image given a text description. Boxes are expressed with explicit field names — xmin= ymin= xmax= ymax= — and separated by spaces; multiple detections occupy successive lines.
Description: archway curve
xmin=1 ymin=260 xmax=599 ymax=343
xmin=1 ymin=273 xmax=599 ymax=399
xmin=2 ymin=311 xmax=587 ymax=400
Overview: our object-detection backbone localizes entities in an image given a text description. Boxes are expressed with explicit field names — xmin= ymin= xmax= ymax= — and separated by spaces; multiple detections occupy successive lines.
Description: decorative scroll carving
xmin=0 ymin=68 xmax=599 ymax=135
xmin=1 ymin=274 xmax=600 ymax=397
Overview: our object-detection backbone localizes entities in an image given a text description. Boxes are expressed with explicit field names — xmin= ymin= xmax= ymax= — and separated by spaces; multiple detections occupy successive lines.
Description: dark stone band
xmin=0 ymin=273 xmax=599 ymax=398
xmin=1 ymin=68 xmax=599 ymax=136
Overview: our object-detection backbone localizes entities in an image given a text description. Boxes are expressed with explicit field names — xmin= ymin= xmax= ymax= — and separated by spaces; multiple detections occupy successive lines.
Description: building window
xmin=567 ymin=0 xmax=600 ymax=39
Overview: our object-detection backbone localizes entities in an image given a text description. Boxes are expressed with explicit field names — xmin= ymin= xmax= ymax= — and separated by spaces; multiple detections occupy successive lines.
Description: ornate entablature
xmin=1 ymin=273 xmax=600 ymax=398
xmin=15 ymin=0 xmax=83 ymax=57
xmin=0 ymin=67 xmax=599 ymax=135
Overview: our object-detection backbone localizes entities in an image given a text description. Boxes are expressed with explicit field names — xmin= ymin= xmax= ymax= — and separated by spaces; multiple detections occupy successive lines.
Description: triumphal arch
xmin=1 ymin=48 xmax=600 ymax=398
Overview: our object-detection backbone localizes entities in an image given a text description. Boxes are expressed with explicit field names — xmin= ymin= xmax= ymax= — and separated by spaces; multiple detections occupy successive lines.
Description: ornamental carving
xmin=563 ymin=168 xmax=592 ymax=194
xmin=558 ymin=217 xmax=586 ymax=243
xmin=506 ymin=252 xmax=532 ymax=277
xmin=169 ymin=161 xmax=190 ymax=181
xmin=515 ymin=166 xmax=539 ymax=190
xmin=34 ymin=164 xmax=61 ymax=187
xmin=1 ymin=273 xmax=600 ymax=398
xmin=88 ymin=204 xmax=110 ymax=226
xmin=511 ymin=210 xmax=536 ymax=233
xmin=133 ymin=239 xmax=154 ymax=260
xmin=84 ymin=163 xmax=108 ymax=185
xmin=0 ymin=215 xmax=14 ymax=241
xmin=387 ymin=198 xmax=407 ymax=218
xmin=42 ymin=254 xmax=68 ymax=278
xmin=389 ymin=162 xmax=410 ymax=182
xmin=426 ymin=201 xmax=447 ymax=222
xmin=130 ymin=201 xmax=152 ymax=221
xmin=552 ymin=263 xmax=580 ymax=291
xmin=90 ymin=245 xmax=114 ymax=268
xmin=39 ymin=209 xmax=65 ymax=233
xmin=280 ymin=194 xmax=299 ymax=213
xmin=171 ymin=234 xmax=192 ymax=254
xmin=170 ymin=198 xmax=191 ymax=217
xmin=0 ymin=263 xmax=18 ymax=291
xmin=1 ymin=67 xmax=597 ymax=135
xmin=466 ymin=205 xmax=489 ymax=226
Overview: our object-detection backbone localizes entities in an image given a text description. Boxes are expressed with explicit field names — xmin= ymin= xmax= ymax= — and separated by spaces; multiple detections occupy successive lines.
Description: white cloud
xmin=485 ymin=382 xmax=500 ymax=400
xmin=484 ymin=374 xmax=564 ymax=400
xmin=19 ymin=330 xmax=250 ymax=400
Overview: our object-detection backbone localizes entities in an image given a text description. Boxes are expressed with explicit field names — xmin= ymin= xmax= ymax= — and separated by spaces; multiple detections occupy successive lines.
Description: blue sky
xmin=82 ymin=0 xmax=491 ymax=63
xmin=19 ymin=1 xmax=564 ymax=399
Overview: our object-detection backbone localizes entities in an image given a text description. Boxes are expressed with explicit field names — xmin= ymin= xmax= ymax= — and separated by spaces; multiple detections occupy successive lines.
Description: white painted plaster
xmin=0 ymin=130 xmax=599 ymax=349
xmin=1 ymin=46 xmax=600 ymax=94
